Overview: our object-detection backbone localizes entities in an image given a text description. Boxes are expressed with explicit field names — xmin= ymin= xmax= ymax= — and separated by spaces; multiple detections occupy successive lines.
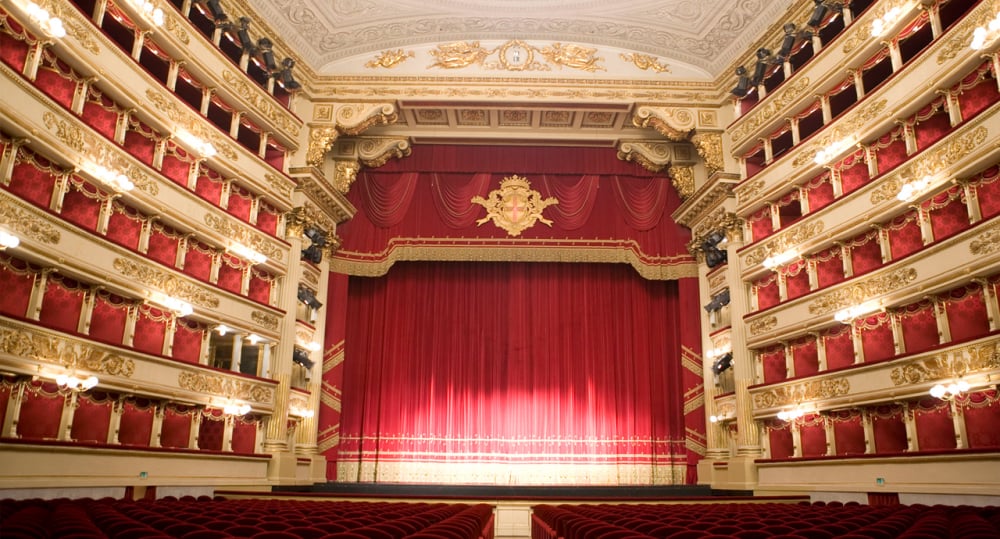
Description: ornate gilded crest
xmin=472 ymin=175 xmax=558 ymax=236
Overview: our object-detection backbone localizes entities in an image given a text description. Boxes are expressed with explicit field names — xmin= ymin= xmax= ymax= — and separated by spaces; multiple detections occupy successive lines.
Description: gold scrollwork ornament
xmin=471 ymin=175 xmax=558 ymax=237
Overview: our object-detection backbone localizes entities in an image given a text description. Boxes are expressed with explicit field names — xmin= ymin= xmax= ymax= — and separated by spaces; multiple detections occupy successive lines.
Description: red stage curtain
xmin=132 ymin=304 xmax=169 ymax=356
xmin=122 ymin=117 xmax=159 ymax=166
xmin=956 ymin=61 xmax=1000 ymax=121
xmin=611 ymin=175 xmax=671 ymax=230
xmin=790 ymin=335 xmax=819 ymax=378
xmin=766 ymin=419 xmax=794 ymax=459
xmin=255 ymin=201 xmax=280 ymax=236
xmin=227 ymin=184 xmax=253 ymax=222
xmin=248 ymin=267 xmax=273 ymax=305
xmin=942 ymin=284 xmax=990 ymax=343
xmin=216 ymin=252 xmax=245 ymax=294
xmin=803 ymin=171 xmax=835 ymax=212
xmin=913 ymin=398 xmax=956 ymax=451
xmin=0 ymin=14 xmax=32 ymax=72
xmin=39 ymin=273 xmax=86 ymax=334
xmin=822 ymin=325 xmax=855 ymax=371
xmin=858 ymin=312 xmax=895 ymax=364
xmin=160 ymin=140 xmax=196 ymax=186
xmin=813 ymin=246 xmax=846 ymax=289
xmin=183 ymin=240 xmax=214 ymax=282
xmin=147 ymin=222 xmax=182 ymax=267
xmin=106 ymin=200 xmax=145 ymax=251
xmin=34 ymin=50 xmax=78 ymax=109
xmin=760 ymin=345 xmax=788 ymax=384
xmin=971 ymin=166 xmax=1000 ymax=219
xmin=925 ymin=187 xmax=970 ymax=241
xmin=837 ymin=149 xmax=871 ymax=195
xmin=194 ymin=165 xmax=224 ymax=205
xmin=81 ymin=85 xmax=121 ymax=140
xmin=0 ymin=254 xmax=36 ymax=318
xmin=160 ymin=404 xmax=194 ymax=448
xmin=848 ymin=230 xmax=883 ymax=276
xmin=70 ymin=391 xmax=113 ymax=443
xmin=60 ymin=176 xmax=106 ymax=232
xmin=198 ymin=409 xmax=225 ymax=450
xmin=321 ymin=273 xmax=350 ymax=479
xmin=338 ymin=262 xmax=697 ymax=484
xmin=232 ymin=415 xmax=258 ymax=453
xmin=119 ymin=398 xmax=154 ymax=446
xmin=172 ymin=318 xmax=204 ymax=364
xmin=962 ymin=390 xmax=1000 ymax=448
xmin=541 ymin=174 xmax=600 ymax=230
xmin=753 ymin=272 xmax=780 ymax=312
xmin=9 ymin=152 xmax=60 ymax=209
xmin=830 ymin=409 xmax=866 ymax=456
xmin=884 ymin=211 xmax=923 ymax=261
xmin=89 ymin=291 xmax=129 ymax=345
xmin=358 ymin=171 xmax=420 ymax=228
xmin=799 ymin=414 xmax=827 ymax=457
xmin=782 ymin=259 xmax=811 ymax=301
xmin=897 ymin=300 xmax=939 ymax=355
xmin=871 ymin=405 xmax=908 ymax=454
xmin=17 ymin=381 xmax=64 ymax=440
xmin=872 ymin=127 xmax=908 ymax=177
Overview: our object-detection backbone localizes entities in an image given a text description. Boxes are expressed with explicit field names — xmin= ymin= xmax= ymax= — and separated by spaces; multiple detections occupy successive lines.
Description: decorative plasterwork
xmin=620 ymin=53 xmax=670 ymax=73
xmin=870 ymin=126 xmax=989 ymax=204
xmin=668 ymin=163 xmax=696 ymax=199
xmin=671 ymin=173 xmax=739 ymax=230
xmin=203 ymin=214 xmax=284 ymax=261
xmin=690 ymin=132 xmax=724 ymax=176
xmin=357 ymin=137 xmax=412 ymax=168
xmin=633 ymin=106 xmax=695 ymax=141
xmin=792 ymin=99 xmax=889 ymax=168
xmin=729 ymin=78 xmax=811 ymax=146
xmin=937 ymin=2 xmax=994 ymax=65
xmin=177 ymin=371 xmax=274 ymax=403
xmin=112 ymin=258 xmax=221 ymax=308
xmin=691 ymin=208 xmax=742 ymax=243
xmin=970 ymin=220 xmax=1000 ymax=256
xmin=748 ymin=316 xmax=778 ymax=337
xmin=471 ymin=175 xmax=559 ymax=237
xmin=222 ymin=70 xmax=302 ymax=139
xmin=752 ymin=377 xmax=851 ymax=409
xmin=707 ymin=270 xmax=728 ymax=292
xmin=307 ymin=103 xmax=398 ymax=166
xmin=161 ymin=12 xmax=191 ymax=45
xmin=44 ymin=2 xmax=99 ymax=55
xmin=264 ymin=173 xmax=296 ymax=200
xmin=251 ymin=311 xmax=280 ymax=331
xmin=332 ymin=160 xmax=361 ymax=194
xmin=144 ymin=90 xmax=238 ymax=161
xmin=0 ymin=321 xmax=136 ymax=377
xmin=0 ymin=192 xmax=61 ymax=245
xmin=366 ymin=49 xmax=416 ymax=69
xmin=742 ymin=221 xmax=825 ymax=268
xmin=737 ymin=179 xmax=766 ymax=205
xmin=807 ymin=267 xmax=918 ymax=316
xmin=429 ymin=40 xmax=605 ymax=72
xmin=291 ymin=168 xmax=357 ymax=224
xmin=890 ymin=340 xmax=1000 ymax=385
xmin=284 ymin=205 xmax=336 ymax=242
xmin=617 ymin=141 xmax=672 ymax=173
xmin=840 ymin=0 xmax=913 ymax=55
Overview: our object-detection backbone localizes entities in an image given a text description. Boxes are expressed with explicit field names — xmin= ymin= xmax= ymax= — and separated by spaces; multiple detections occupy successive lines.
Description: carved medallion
xmin=472 ymin=175 xmax=558 ymax=237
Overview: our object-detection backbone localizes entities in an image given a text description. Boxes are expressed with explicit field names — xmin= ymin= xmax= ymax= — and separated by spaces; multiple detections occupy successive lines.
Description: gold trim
xmin=807 ymin=267 xmax=917 ymax=316
xmin=112 ymin=258 xmax=221 ymax=308
xmin=793 ymin=99 xmax=888 ymax=168
xmin=203 ymin=214 xmax=283 ymax=260
xmin=471 ymin=175 xmax=559 ymax=237
xmin=691 ymin=132 xmax=724 ymax=175
xmin=748 ymin=316 xmax=778 ymax=337
xmin=222 ymin=70 xmax=302 ymax=139
xmin=620 ymin=53 xmax=671 ymax=73
xmin=890 ymin=340 xmax=1000 ymax=385
xmin=177 ymin=371 xmax=274 ymax=403
xmin=752 ymin=377 xmax=851 ymax=409
xmin=0 ymin=191 xmax=61 ymax=245
xmin=742 ymin=220 xmax=824 ymax=267
xmin=0 ymin=320 xmax=136 ymax=377
xmin=251 ymin=310 xmax=279 ymax=331
xmin=366 ymin=49 xmax=415 ymax=69
xmin=730 ymin=78 xmax=810 ymax=145
xmin=668 ymin=163 xmax=696 ymax=199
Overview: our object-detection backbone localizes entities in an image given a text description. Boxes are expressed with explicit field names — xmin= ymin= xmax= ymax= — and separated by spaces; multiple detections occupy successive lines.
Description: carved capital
xmin=691 ymin=132 xmax=724 ymax=176
xmin=333 ymin=160 xmax=361 ymax=194
xmin=616 ymin=141 xmax=671 ymax=172
xmin=358 ymin=137 xmax=411 ymax=168
xmin=668 ymin=163 xmax=696 ymax=199
xmin=307 ymin=126 xmax=340 ymax=167
xmin=632 ymin=106 xmax=695 ymax=141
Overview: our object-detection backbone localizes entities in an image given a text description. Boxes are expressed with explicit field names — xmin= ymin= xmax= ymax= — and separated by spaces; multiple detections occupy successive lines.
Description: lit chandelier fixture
xmin=970 ymin=10 xmax=1000 ymax=50
xmin=23 ymin=1 xmax=66 ymax=38
xmin=89 ymin=163 xmax=135 ymax=192
xmin=777 ymin=406 xmax=807 ymax=421
xmin=896 ymin=175 xmax=932 ymax=202
xmin=813 ymin=137 xmax=856 ymax=165
xmin=289 ymin=405 xmax=315 ymax=419
xmin=763 ymin=248 xmax=799 ymax=270
xmin=123 ymin=0 xmax=165 ymax=26
xmin=0 ymin=230 xmax=20 ymax=250
xmin=56 ymin=372 xmax=99 ymax=391
xmin=929 ymin=380 xmax=970 ymax=400
xmin=228 ymin=242 xmax=266 ymax=265
xmin=222 ymin=401 xmax=251 ymax=416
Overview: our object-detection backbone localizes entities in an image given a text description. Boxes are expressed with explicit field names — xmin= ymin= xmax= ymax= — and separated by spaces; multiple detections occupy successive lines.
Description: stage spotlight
xmin=297 ymin=287 xmax=323 ymax=310
xmin=277 ymin=58 xmax=302 ymax=90
xmin=778 ymin=23 xmax=812 ymax=59
xmin=258 ymin=38 xmax=277 ymax=71
xmin=304 ymin=226 xmax=327 ymax=247
xmin=235 ymin=17 xmax=255 ymax=53
xmin=807 ymin=0 xmax=829 ymax=27
xmin=731 ymin=66 xmax=753 ymax=97
xmin=712 ymin=353 xmax=734 ymax=375
xmin=204 ymin=0 xmax=226 ymax=21
xmin=292 ymin=348 xmax=315 ymax=370
xmin=751 ymin=48 xmax=773 ymax=86
xmin=301 ymin=244 xmax=323 ymax=264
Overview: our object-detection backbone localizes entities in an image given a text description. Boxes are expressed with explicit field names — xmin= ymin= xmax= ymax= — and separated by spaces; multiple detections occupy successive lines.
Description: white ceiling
xmin=249 ymin=0 xmax=795 ymax=80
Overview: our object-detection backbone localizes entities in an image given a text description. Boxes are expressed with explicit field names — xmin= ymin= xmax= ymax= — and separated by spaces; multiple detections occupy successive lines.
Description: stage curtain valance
xmin=332 ymin=145 xmax=694 ymax=280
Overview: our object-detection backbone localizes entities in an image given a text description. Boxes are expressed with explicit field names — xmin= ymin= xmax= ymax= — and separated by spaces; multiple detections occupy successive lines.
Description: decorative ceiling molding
xmin=307 ymin=102 xmax=399 ymax=166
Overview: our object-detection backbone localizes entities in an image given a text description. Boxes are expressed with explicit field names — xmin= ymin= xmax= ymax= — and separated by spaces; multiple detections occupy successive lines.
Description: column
xmin=2 ymin=381 xmax=26 ymax=438
xmin=57 ymin=392 xmax=79 ymax=441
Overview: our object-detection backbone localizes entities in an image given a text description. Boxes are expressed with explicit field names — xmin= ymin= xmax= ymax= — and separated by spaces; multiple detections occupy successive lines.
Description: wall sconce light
xmin=813 ymin=137 xmax=856 ymax=165
xmin=870 ymin=4 xmax=908 ymax=38
xmin=56 ymin=372 xmax=99 ymax=392
xmin=216 ymin=324 xmax=229 ymax=336
xmin=0 ymin=230 xmax=20 ymax=251
xmin=247 ymin=333 xmax=262 ymax=345
xmin=23 ymin=1 xmax=66 ymax=38
xmin=175 ymin=129 xmax=217 ymax=158
xmin=896 ymin=175 xmax=933 ymax=202
xmin=88 ymin=163 xmax=135 ymax=192
xmin=929 ymin=380 xmax=970 ymax=400
xmin=762 ymin=248 xmax=799 ymax=270
xmin=709 ymin=410 xmax=734 ymax=423
xmin=777 ymin=405 xmax=807 ymax=421
xmin=834 ymin=301 xmax=881 ymax=324
xmin=971 ymin=11 xmax=1000 ymax=50
xmin=123 ymin=0 xmax=164 ymax=26
xmin=289 ymin=405 xmax=314 ymax=419
xmin=228 ymin=242 xmax=266 ymax=265
xmin=151 ymin=294 xmax=194 ymax=317
xmin=306 ymin=341 xmax=321 ymax=352
xmin=222 ymin=400 xmax=250 ymax=416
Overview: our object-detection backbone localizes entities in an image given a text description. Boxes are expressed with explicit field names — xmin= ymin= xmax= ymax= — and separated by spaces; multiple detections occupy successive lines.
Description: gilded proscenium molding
xmin=690 ymin=132 xmax=724 ymax=176
xmin=358 ymin=137 xmax=411 ymax=169
xmin=620 ymin=53 xmax=671 ymax=73
xmin=428 ymin=40 xmax=605 ymax=72
xmin=729 ymin=78 xmax=811 ymax=146
xmin=42 ymin=112 xmax=158 ymax=195
xmin=807 ymin=267 xmax=918 ymax=316
xmin=292 ymin=171 xmax=357 ymax=225
xmin=251 ymin=311 xmax=280 ymax=331
xmin=937 ymin=1 xmax=994 ymax=64
xmin=708 ymin=269 xmax=728 ymax=292
xmin=0 ymin=320 xmax=136 ymax=377
xmin=284 ymin=205 xmax=335 ymax=241
xmin=0 ymin=192 xmax=61 ymax=245
xmin=793 ymin=99 xmax=889 ymax=168
xmin=333 ymin=160 xmax=361 ymax=194
xmin=748 ymin=316 xmax=778 ymax=337
xmin=144 ymin=90 xmax=238 ymax=161
xmin=177 ymin=371 xmax=273 ymax=404
xmin=632 ymin=106 xmax=696 ymax=141
xmin=742 ymin=221 xmax=825 ymax=268
xmin=752 ymin=377 xmax=851 ymax=409
xmin=688 ymin=209 xmax=742 ymax=256
xmin=222 ymin=70 xmax=302 ymax=139
xmin=617 ymin=141 xmax=672 ymax=173
xmin=890 ymin=340 xmax=1000 ymax=385
xmin=366 ymin=49 xmax=415 ymax=69
xmin=472 ymin=175 xmax=559 ymax=237
xmin=671 ymin=173 xmax=740 ymax=230
xmin=306 ymin=103 xmax=399 ymax=166
xmin=668 ymin=164 xmax=696 ymax=200
xmin=112 ymin=258 xmax=221 ymax=308
xmin=203 ymin=214 xmax=283 ymax=261
xmin=870 ymin=126 xmax=989 ymax=204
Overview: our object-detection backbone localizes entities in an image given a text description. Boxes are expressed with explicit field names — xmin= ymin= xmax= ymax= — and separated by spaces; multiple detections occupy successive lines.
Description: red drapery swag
xmin=335 ymin=261 xmax=702 ymax=485
xmin=332 ymin=145 xmax=693 ymax=280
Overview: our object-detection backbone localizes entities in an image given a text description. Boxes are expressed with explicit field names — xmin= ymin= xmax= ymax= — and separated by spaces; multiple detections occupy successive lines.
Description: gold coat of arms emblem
xmin=471 ymin=175 xmax=559 ymax=236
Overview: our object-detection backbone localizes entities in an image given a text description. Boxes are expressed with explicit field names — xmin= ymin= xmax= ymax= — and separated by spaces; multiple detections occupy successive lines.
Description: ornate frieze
xmin=177 ymin=371 xmax=273 ymax=403
xmin=752 ymin=377 xmax=851 ymax=409
xmin=730 ymin=78 xmax=810 ymax=145
xmin=937 ymin=5 xmax=993 ymax=65
xmin=293 ymin=172 xmax=356 ymax=225
xmin=306 ymin=103 xmax=398 ymax=166
xmin=203 ymin=214 xmax=283 ymax=261
xmin=264 ymin=173 xmax=296 ymax=200
xmin=736 ymin=179 xmax=765 ymax=205
xmin=222 ymin=70 xmax=302 ymax=138
xmin=970 ymin=220 xmax=1000 ymax=256
xmin=890 ymin=340 xmax=1000 ymax=385
xmin=617 ymin=141 xmax=672 ymax=173
xmin=807 ymin=267 xmax=917 ymax=316
xmin=748 ymin=316 xmax=778 ymax=337
xmin=162 ymin=12 xmax=191 ymax=45
xmin=690 ymin=132 xmax=724 ymax=176
xmin=620 ymin=53 xmax=671 ymax=73
xmin=333 ymin=160 xmax=361 ymax=194
xmin=357 ymin=137 xmax=411 ymax=168
xmin=0 ymin=321 xmax=135 ymax=377
xmin=792 ymin=99 xmax=888 ymax=168
xmin=145 ymin=90 xmax=238 ymax=161
xmin=742 ymin=221 xmax=824 ymax=267
xmin=428 ymin=39 xmax=605 ymax=72
xmin=251 ymin=310 xmax=280 ymax=331
xmin=0 ymin=192 xmax=61 ymax=245
xmin=633 ymin=106 xmax=695 ymax=141
xmin=112 ymin=258 xmax=221 ymax=308
xmin=366 ymin=49 xmax=415 ymax=69
xmin=668 ymin=164 xmax=696 ymax=199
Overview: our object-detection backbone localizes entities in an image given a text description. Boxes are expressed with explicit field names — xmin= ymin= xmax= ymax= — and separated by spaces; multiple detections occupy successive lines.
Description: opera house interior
xmin=1 ymin=0 xmax=1000 ymax=537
